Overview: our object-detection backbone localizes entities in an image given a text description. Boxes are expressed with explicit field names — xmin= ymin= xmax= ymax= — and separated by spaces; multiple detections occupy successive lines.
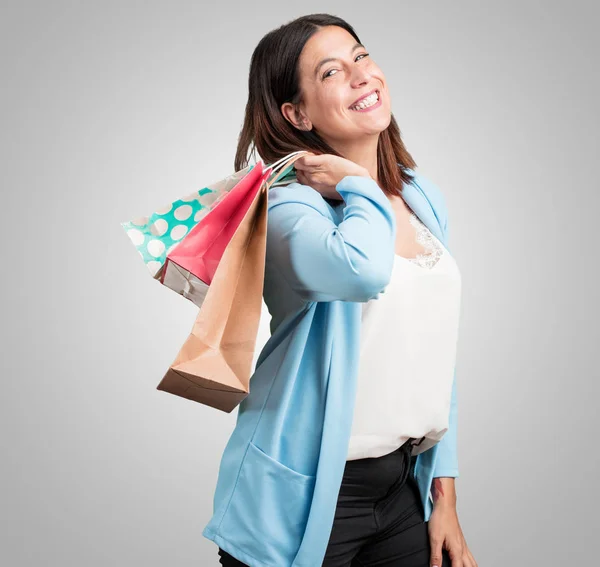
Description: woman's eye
xmin=323 ymin=53 xmax=370 ymax=79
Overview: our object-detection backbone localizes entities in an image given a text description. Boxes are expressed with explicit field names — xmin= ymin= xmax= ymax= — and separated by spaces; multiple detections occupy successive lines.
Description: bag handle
xmin=264 ymin=150 xmax=308 ymax=174
xmin=264 ymin=150 xmax=311 ymax=190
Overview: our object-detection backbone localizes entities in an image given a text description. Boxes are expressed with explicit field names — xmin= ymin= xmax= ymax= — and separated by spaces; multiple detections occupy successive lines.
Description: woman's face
xmin=281 ymin=25 xmax=391 ymax=144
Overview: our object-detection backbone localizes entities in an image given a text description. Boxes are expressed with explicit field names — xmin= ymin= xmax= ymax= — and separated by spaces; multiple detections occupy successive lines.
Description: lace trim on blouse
xmin=405 ymin=213 xmax=444 ymax=269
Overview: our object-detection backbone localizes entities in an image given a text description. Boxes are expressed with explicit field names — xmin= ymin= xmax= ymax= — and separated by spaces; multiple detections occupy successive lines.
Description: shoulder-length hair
xmin=234 ymin=13 xmax=417 ymax=197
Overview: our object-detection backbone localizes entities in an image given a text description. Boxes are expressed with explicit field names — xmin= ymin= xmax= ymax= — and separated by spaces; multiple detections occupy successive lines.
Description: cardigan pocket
xmin=219 ymin=441 xmax=316 ymax=565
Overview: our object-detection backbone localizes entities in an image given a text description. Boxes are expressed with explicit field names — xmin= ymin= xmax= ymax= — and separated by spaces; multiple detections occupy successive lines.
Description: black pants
xmin=218 ymin=438 xmax=452 ymax=566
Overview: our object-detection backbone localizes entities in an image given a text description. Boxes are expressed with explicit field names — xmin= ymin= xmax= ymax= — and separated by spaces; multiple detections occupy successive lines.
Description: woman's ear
xmin=280 ymin=102 xmax=312 ymax=131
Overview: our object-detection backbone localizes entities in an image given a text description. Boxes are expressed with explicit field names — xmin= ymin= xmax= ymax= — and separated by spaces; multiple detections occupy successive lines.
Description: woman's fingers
xmin=294 ymin=152 xmax=319 ymax=171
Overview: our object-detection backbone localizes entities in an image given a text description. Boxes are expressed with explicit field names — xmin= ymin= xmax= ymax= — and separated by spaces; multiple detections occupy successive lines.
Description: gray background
xmin=1 ymin=1 xmax=598 ymax=565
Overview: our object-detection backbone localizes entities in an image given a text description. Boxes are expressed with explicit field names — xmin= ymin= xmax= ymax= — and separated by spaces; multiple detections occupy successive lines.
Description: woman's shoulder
xmin=405 ymin=168 xmax=449 ymax=224
xmin=267 ymin=181 xmax=337 ymax=218
xmin=405 ymin=168 xmax=446 ymax=204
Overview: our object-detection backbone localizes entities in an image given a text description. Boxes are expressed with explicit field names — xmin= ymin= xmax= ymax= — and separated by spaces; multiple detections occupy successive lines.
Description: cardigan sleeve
xmin=432 ymin=370 xmax=459 ymax=477
xmin=266 ymin=175 xmax=396 ymax=303
xmin=427 ymin=176 xmax=459 ymax=478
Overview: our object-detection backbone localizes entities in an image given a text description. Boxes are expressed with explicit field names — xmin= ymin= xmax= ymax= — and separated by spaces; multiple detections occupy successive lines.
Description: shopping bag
xmin=160 ymin=160 xmax=267 ymax=307
xmin=120 ymin=163 xmax=255 ymax=307
xmin=155 ymin=151 xmax=307 ymax=412
xmin=160 ymin=160 xmax=299 ymax=307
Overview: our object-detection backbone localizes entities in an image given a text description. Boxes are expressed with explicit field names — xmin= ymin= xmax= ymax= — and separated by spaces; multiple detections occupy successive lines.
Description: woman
xmin=203 ymin=13 xmax=477 ymax=567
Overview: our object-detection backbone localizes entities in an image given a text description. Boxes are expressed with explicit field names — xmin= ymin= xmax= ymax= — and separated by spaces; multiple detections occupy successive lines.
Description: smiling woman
xmin=282 ymin=30 xmax=389 ymax=136
xmin=203 ymin=11 xmax=476 ymax=567
xmin=233 ymin=15 xmax=418 ymax=200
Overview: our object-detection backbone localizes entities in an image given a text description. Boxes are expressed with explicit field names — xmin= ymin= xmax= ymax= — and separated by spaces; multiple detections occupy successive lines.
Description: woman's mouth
xmin=349 ymin=90 xmax=381 ymax=112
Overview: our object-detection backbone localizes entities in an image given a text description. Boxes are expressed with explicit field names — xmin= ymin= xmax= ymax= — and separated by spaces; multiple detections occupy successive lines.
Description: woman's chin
xmin=360 ymin=117 xmax=392 ymax=135
xmin=349 ymin=111 xmax=391 ymax=131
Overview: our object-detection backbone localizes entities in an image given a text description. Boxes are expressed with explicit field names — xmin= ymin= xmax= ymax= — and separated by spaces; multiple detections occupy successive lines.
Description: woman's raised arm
xmin=266 ymin=175 xmax=396 ymax=303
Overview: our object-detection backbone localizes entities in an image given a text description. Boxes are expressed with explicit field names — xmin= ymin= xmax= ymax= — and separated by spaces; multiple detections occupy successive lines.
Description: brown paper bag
xmin=155 ymin=152 xmax=306 ymax=412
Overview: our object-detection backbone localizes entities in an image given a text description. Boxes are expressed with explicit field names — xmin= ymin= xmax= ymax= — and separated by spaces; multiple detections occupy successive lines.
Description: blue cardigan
xmin=202 ymin=170 xmax=459 ymax=567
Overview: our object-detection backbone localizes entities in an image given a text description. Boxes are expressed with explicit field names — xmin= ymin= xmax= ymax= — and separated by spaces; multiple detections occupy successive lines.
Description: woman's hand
xmin=293 ymin=152 xmax=371 ymax=200
xmin=428 ymin=502 xmax=478 ymax=567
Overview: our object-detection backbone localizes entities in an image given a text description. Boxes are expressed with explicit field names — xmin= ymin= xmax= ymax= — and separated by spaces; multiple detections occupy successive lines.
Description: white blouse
xmin=346 ymin=212 xmax=462 ymax=461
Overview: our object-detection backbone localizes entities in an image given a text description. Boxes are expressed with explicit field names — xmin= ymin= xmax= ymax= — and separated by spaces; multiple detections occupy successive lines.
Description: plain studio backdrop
xmin=1 ymin=1 xmax=597 ymax=565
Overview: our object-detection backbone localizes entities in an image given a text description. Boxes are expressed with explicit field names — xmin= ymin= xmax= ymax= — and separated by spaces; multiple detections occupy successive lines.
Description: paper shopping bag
xmin=155 ymin=151 xmax=308 ymax=412
xmin=120 ymin=164 xmax=255 ymax=307
xmin=159 ymin=160 xmax=268 ymax=308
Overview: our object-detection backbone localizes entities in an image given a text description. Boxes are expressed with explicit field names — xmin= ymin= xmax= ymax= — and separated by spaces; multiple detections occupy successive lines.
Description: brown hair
xmin=234 ymin=13 xmax=417 ymax=196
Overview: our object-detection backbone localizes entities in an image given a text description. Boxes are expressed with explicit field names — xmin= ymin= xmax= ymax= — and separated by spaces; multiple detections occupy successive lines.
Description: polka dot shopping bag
xmin=121 ymin=151 xmax=306 ymax=412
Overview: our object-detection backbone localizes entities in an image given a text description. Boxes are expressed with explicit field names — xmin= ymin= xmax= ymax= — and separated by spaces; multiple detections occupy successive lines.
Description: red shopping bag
xmin=164 ymin=160 xmax=268 ymax=287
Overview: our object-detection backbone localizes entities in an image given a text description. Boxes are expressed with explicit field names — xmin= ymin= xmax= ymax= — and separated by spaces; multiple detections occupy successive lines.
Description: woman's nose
xmin=350 ymin=69 xmax=371 ymax=87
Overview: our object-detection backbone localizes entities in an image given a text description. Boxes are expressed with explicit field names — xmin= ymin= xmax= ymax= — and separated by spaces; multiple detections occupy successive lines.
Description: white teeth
xmin=351 ymin=91 xmax=379 ymax=110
